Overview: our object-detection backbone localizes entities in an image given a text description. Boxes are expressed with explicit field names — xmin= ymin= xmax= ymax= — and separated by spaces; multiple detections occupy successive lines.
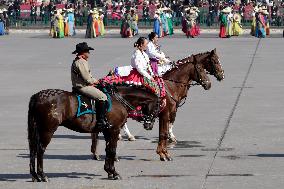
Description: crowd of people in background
xmin=0 ymin=0 xmax=283 ymax=37
xmin=49 ymin=7 xmax=75 ymax=38
xmin=85 ymin=7 xmax=105 ymax=38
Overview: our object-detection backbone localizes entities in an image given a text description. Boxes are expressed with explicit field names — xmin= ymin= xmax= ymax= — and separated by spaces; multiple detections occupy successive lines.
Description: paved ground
xmin=0 ymin=33 xmax=284 ymax=189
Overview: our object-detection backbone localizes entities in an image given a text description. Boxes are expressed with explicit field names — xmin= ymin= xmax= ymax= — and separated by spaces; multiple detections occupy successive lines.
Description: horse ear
xmin=211 ymin=48 xmax=216 ymax=54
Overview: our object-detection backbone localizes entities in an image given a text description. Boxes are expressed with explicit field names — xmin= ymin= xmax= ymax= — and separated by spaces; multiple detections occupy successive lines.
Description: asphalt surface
xmin=0 ymin=32 xmax=284 ymax=189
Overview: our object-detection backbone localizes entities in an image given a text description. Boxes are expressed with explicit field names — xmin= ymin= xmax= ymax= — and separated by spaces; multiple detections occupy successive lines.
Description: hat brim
xmin=72 ymin=47 xmax=94 ymax=54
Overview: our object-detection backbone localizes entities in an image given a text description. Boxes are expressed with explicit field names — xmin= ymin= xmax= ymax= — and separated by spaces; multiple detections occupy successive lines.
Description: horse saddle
xmin=72 ymin=87 xmax=112 ymax=117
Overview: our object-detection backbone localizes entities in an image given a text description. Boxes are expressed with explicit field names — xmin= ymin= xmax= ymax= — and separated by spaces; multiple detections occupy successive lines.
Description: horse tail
xmin=27 ymin=94 xmax=39 ymax=176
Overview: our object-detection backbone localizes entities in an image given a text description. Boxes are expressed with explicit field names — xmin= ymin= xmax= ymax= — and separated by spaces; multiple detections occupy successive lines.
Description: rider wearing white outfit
xmin=146 ymin=32 xmax=172 ymax=76
xmin=131 ymin=48 xmax=154 ymax=81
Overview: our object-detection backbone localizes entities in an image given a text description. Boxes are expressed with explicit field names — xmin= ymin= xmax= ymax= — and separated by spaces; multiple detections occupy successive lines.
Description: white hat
xmin=67 ymin=8 xmax=74 ymax=12
xmin=0 ymin=10 xmax=3 ymax=14
xmin=2 ymin=8 xmax=7 ymax=12
xmin=191 ymin=6 xmax=199 ymax=12
xmin=184 ymin=7 xmax=190 ymax=12
xmin=98 ymin=8 xmax=103 ymax=12
xmin=221 ymin=7 xmax=232 ymax=13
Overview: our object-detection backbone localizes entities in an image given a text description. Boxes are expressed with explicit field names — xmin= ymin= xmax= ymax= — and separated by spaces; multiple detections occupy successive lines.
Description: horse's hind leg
xmin=122 ymin=124 xmax=136 ymax=141
xmin=37 ymin=131 xmax=53 ymax=182
xmin=91 ymin=133 xmax=101 ymax=160
xmin=168 ymin=123 xmax=177 ymax=144
xmin=30 ymin=148 xmax=41 ymax=182
xmin=103 ymin=128 xmax=121 ymax=180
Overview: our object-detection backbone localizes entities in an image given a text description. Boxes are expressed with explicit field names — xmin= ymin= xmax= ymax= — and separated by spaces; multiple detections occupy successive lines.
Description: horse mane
xmin=163 ymin=51 xmax=211 ymax=77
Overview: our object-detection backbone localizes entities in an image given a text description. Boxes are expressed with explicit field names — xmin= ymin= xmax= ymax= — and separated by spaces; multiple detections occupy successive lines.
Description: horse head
xmin=203 ymin=49 xmax=225 ymax=81
xmin=193 ymin=55 xmax=211 ymax=90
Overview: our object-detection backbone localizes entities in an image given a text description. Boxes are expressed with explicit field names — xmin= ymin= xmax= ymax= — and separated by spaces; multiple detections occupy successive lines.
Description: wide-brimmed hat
xmin=2 ymin=8 xmax=7 ymax=12
xmin=0 ymin=9 xmax=3 ymax=14
xmin=98 ymin=8 xmax=103 ymax=12
xmin=191 ymin=6 xmax=200 ymax=12
xmin=184 ymin=7 xmax=190 ymax=12
xmin=67 ymin=8 xmax=73 ymax=12
xmin=72 ymin=42 xmax=94 ymax=54
xmin=221 ymin=7 xmax=232 ymax=13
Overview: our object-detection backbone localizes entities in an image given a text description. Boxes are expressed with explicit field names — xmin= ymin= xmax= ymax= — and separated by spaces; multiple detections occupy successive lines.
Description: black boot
xmin=93 ymin=100 xmax=111 ymax=131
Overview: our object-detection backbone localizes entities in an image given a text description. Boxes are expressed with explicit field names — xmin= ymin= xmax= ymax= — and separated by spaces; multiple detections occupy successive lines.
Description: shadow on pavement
xmin=249 ymin=154 xmax=284 ymax=157
xmin=0 ymin=172 xmax=101 ymax=182
xmin=18 ymin=153 xmax=136 ymax=161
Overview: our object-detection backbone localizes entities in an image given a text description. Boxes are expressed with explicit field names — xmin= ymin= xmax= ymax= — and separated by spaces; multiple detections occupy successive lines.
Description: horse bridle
xmin=164 ymin=55 xmax=207 ymax=107
xmin=207 ymin=54 xmax=223 ymax=78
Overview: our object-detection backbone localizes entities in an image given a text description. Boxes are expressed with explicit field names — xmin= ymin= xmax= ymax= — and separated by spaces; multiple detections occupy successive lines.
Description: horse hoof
xmin=166 ymin=156 xmax=173 ymax=161
xmin=114 ymin=157 xmax=120 ymax=162
xmin=108 ymin=174 xmax=114 ymax=179
xmin=113 ymin=174 xmax=122 ymax=180
xmin=93 ymin=155 xmax=101 ymax=161
xmin=32 ymin=177 xmax=41 ymax=182
xmin=160 ymin=157 xmax=167 ymax=161
xmin=41 ymin=176 xmax=49 ymax=182
xmin=128 ymin=135 xmax=136 ymax=141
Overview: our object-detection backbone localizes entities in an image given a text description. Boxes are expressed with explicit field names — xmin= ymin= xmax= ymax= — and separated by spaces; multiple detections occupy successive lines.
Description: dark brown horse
xmin=28 ymin=86 xmax=159 ymax=182
xmin=91 ymin=50 xmax=222 ymax=161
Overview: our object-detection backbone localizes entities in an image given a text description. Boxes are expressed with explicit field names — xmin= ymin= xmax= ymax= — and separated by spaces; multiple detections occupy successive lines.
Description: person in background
xmin=30 ymin=3 xmax=37 ymax=24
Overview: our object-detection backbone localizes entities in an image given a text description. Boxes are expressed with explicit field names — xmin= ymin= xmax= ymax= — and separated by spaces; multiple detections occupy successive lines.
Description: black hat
xmin=72 ymin=42 xmax=94 ymax=54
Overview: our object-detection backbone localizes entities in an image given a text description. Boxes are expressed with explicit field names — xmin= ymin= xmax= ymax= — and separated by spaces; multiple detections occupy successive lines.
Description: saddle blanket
xmin=76 ymin=90 xmax=112 ymax=117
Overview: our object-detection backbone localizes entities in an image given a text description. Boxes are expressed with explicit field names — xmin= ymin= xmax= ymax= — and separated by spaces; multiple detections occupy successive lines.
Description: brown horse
xmin=91 ymin=50 xmax=221 ymax=161
xmin=167 ymin=49 xmax=224 ymax=143
xmin=156 ymin=49 xmax=224 ymax=161
xmin=27 ymin=86 xmax=159 ymax=182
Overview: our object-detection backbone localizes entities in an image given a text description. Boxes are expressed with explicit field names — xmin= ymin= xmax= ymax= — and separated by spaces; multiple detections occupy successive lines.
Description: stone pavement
xmin=0 ymin=34 xmax=283 ymax=189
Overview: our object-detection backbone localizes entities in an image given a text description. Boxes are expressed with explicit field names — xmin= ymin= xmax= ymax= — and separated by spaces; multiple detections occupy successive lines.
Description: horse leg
xmin=157 ymin=111 xmax=172 ymax=161
xmin=37 ymin=131 xmax=54 ymax=182
xmin=122 ymin=123 xmax=136 ymax=141
xmin=103 ymin=128 xmax=121 ymax=180
xmin=28 ymin=107 xmax=41 ymax=182
xmin=91 ymin=133 xmax=101 ymax=160
xmin=168 ymin=123 xmax=177 ymax=144
xmin=29 ymin=146 xmax=41 ymax=182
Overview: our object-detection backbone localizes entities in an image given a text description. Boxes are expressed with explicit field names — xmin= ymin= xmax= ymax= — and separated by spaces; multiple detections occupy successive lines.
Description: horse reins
xmin=163 ymin=57 xmax=204 ymax=108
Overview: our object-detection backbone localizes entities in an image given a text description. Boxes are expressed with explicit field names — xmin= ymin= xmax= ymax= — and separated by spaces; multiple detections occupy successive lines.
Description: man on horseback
xmin=71 ymin=42 xmax=111 ymax=131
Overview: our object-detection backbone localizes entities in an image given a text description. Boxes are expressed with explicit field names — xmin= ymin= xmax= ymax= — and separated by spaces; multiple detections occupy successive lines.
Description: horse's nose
xmin=203 ymin=81 xmax=211 ymax=90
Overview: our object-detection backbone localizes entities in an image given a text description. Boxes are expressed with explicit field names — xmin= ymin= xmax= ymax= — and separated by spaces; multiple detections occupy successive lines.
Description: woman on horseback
xmin=71 ymin=42 xmax=111 ymax=130
xmin=120 ymin=37 xmax=165 ymax=96
xmin=146 ymin=32 xmax=171 ymax=76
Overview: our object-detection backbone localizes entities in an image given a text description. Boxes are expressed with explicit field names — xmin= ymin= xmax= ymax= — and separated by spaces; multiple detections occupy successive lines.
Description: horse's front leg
xmin=157 ymin=111 xmax=172 ymax=161
xmin=103 ymin=128 xmax=121 ymax=180
xmin=91 ymin=133 xmax=101 ymax=160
